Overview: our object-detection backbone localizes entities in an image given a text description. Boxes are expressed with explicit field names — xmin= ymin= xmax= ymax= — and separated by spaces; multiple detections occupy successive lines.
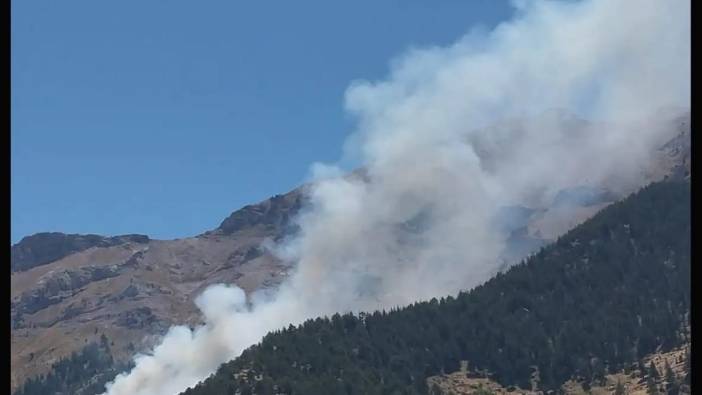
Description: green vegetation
xmin=13 ymin=335 xmax=131 ymax=395
xmin=182 ymin=180 xmax=690 ymax=395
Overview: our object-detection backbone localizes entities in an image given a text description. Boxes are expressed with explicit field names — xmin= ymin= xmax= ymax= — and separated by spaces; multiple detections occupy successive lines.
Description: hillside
xmin=426 ymin=343 xmax=690 ymax=395
xmin=180 ymin=179 xmax=690 ymax=395
xmin=9 ymin=112 xmax=689 ymax=392
xmin=10 ymin=188 xmax=306 ymax=390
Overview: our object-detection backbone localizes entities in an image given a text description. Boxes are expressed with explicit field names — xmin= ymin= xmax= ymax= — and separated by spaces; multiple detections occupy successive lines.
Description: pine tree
xmin=664 ymin=360 xmax=675 ymax=384
xmin=592 ymin=359 xmax=606 ymax=386
xmin=663 ymin=359 xmax=680 ymax=395
xmin=615 ymin=379 xmax=626 ymax=395
xmin=100 ymin=333 xmax=110 ymax=351
xmin=647 ymin=375 xmax=658 ymax=395
xmin=682 ymin=350 xmax=690 ymax=385
xmin=646 ymin=361 xmax=660 ymax=395
xmin=638 ymin=358 xmax=647 ymax=376
xmin=581 ymin=380 xmax=591 ymax=392
xmin=649 ymin=361 xmax=660 ymax=380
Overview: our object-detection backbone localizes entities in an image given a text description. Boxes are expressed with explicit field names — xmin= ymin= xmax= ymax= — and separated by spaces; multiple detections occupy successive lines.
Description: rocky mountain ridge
xmin=11 ymin=233 xmax=150 ymax=273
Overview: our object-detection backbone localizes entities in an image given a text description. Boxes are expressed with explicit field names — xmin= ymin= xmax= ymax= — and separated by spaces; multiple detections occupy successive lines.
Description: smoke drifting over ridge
xmin=102 ymin=1 xmax=690 ymax=394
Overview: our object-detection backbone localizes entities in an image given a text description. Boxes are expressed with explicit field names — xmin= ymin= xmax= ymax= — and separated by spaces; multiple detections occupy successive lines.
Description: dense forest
xmin=10 ymin=180 xmax=690 ymax=395
xmin=13 ymin=335 xmax=131 ymax=395
xmin=181 ymin=180 xmax=690 ymax=395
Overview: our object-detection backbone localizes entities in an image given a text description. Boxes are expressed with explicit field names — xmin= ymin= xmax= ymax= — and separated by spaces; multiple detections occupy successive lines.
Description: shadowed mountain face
xmin=211 ymin=190 xmax=307 ymax=238
xmin=11 ymin=233 xmax=150 ymax=273
xmin=9 ymin=112 xmax=689 ymax=392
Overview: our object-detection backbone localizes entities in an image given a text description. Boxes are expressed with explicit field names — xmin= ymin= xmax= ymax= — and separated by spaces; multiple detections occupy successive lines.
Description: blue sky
xmin=11 ymin=0 xmax=514 ymax=243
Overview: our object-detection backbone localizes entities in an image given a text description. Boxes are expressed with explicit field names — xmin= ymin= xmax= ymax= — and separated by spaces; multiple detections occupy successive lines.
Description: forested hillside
xmin=13 ymin=335 xmax=131 ymax=395
xmin=182 ymin=180 xmax=690 ymax=395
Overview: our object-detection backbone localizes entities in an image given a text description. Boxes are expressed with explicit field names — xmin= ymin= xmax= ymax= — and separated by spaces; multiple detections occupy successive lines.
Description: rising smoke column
xmin=102 ymin=1 xmax=690 ymax=394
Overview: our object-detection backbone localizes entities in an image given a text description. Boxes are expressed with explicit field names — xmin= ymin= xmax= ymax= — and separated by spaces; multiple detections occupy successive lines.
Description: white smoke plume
xmin=102 ymin=1 xmax=689 ymax=394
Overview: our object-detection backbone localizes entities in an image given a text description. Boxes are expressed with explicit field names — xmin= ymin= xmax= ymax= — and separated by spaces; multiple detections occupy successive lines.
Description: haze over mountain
xmin=10 ymin=109 xmax=689 ymax=393
xmin=10 ymin=0 xmax=689 ymax=394
xmin=179 ymin=178 xmax=690 ymax=395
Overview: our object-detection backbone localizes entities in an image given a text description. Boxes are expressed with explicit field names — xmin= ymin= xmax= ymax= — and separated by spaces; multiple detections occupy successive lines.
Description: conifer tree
xmin=649 ymin=361 xmax=659 ymax=380
xmin=615 ymin=379 xmax=626 ymax=395
xmin=682 ymin=350 xmax=690 ymax=385
xmin=664 ymin=360 xmax=675 ymax=384
xmin=647 ymin=375 xmax=658 ymax=395
xmin=647 ymin=362 xmax=660 ymax=395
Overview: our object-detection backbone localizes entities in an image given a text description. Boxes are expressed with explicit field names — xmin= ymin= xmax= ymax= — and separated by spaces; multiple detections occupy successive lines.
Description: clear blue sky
xmin=11 ymin=0 xmax=514 ymax=243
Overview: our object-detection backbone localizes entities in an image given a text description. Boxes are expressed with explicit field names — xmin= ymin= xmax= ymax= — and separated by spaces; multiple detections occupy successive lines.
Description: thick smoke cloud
xmin=102 ymin=1 xmax=689 ymax=394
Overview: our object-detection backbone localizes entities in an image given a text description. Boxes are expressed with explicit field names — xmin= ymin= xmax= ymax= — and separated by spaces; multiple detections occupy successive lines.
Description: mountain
xmin=10 ymin=188 xmax=305 ymax=391
xmin=180 ymin=179 xmax=690 ymax=395
xmin=9 ymin=112 xmax=689 ymax=392
xmin=11 ymin=233 xmax=150 ymax=273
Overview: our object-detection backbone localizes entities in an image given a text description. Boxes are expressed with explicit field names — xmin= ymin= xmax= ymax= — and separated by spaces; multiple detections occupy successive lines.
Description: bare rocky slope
xmin=9 ymin=113 xmax=689 ymax=392
xmin=10 ymin=189 xmax=306 ymax=390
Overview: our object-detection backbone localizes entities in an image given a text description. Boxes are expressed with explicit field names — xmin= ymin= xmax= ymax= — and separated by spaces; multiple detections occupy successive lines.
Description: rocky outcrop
xmin=214 ymin=189 xmax=306 ymax=235
xmin=226 ymin=245 xmax=263 ymax=265
xmin=658 ymin=114 xmax=691 ymax=181
xmin=114 ymin=307 xmax=166 ymax=331
xmin=12 ymin=265 xmax=122 ymax=315
xmin=11 ymin=232 xmax=149 ymax=272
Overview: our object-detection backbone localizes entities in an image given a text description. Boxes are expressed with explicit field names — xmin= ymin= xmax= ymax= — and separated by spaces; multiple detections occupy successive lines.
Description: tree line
xmin=182 ymin=180 xmax=690 ymax=395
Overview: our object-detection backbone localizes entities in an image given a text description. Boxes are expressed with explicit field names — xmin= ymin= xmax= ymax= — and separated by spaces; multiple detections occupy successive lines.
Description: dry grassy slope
xmin=10 ymin=188 xmax=304 ymax=391
xmin=427 ymin=344 xmax=690 ymax=395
